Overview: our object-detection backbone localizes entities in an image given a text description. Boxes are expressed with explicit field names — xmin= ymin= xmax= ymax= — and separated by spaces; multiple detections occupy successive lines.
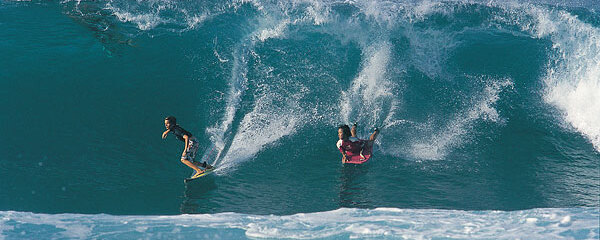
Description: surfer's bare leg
xmin=181 ymin=159 xmax=203 ymax=173
xmin=193 ymin=161 xmax=213 ymax=169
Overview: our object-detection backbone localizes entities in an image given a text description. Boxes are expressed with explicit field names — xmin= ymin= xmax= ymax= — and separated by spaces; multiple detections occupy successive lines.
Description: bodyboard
xmin=184 ymin=142 xmax=220 ymax=183
xmin=344 ymin=144 xmax=373 ymax=164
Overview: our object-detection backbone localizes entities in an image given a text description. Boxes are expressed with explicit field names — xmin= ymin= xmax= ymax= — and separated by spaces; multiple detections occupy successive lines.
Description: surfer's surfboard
xmin=184 ymin=167 xmax=216 ymax=183
xmin=344 ymin=144 xmax=373 ymax=164
xmin=184 ymin=141 xmax=220 ymax=183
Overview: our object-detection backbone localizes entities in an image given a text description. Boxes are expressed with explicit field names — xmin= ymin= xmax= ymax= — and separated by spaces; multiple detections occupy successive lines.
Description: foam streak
xmin=1 ymin=208 xmax=597 ymax=239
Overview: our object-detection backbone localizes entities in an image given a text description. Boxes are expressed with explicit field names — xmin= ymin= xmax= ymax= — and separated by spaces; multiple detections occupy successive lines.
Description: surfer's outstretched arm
xmin=351 ymin=123 xmax=357 ymax=138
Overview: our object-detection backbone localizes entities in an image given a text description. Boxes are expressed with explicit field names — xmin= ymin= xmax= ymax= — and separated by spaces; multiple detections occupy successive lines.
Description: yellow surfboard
xmin=184 ymin=167 xmax=216 ymax=183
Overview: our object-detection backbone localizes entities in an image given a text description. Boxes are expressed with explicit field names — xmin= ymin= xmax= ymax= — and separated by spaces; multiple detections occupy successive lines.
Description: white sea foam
xmin=474 ymin=1 xmax=600 ymax=151
xmin=209 ymin=12 xmax=307 ymax=171
xmin=105 ymin=3 xmax=164 ymax=31
xmin=0 ymin=208 xmax=597 ymax=239
xmin=340 ymin=41 xmax=397 ymax=128
xmin=206 ymin=43 xmax=250 ymax=167
xmin=101 ymin=0 xmax=212 ymax=32
xmin=521 ymin=6 xmax=600 ymax=152
xmin=406 ymin=26 xmax=461 ymax=80
xmin=212 ymin=37 xmax=230 ymax=63
xmin=411 ymin=77 xmax=513 ymax=160
xmin=184 ymin=13 xmax=208 ymax=30
xmin=254 ymin=18 xmax=291 ymax=42
xmin=304 ymin=0 xmax=329 ymax=25
xmin=218 ymin=94 xmax=303 ymax=171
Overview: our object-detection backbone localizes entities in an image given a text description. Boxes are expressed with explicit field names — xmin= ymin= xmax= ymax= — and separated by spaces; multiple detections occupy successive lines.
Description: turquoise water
xmin=1 ymin=0 xmax=599 ymax=239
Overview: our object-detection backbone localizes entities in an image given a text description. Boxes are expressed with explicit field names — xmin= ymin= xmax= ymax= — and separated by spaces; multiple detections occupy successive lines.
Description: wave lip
xmin=1 ymin=207 xmax=598 ymax=239
xmin=483 ymin=2 xmax=600 ymax=152
xmin=528 ymin=7 xmax=600 ymax=152
xmin=61 ymin=0 xmax=600 ymax=155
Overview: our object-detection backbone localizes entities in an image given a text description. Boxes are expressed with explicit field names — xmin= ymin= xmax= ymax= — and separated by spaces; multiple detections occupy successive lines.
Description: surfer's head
xmin=165 ymin=116 xmax=176 ymax=130
xmin=338 ymin=124 xmax=351 ymax=140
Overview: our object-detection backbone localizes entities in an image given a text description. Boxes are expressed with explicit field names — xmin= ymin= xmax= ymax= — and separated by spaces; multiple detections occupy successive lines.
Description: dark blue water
xmin=0 ymin=1 xmax=598 ymax=237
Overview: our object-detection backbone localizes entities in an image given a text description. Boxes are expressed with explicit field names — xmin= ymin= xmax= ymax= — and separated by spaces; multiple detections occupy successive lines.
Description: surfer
xmin=337 ymin=123 xmax=379 ymax=163
xmin=162 ymin=116 xmax=213 ymax=178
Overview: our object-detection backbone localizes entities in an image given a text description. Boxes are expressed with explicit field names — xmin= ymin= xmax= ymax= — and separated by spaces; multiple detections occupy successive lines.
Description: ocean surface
xmin=0 ymin=0 xmax=599 ymax=239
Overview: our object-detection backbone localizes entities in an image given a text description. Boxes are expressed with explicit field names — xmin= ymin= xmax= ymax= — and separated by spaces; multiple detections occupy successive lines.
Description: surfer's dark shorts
xmin=181 ymin=138 xmax=200 ymax=161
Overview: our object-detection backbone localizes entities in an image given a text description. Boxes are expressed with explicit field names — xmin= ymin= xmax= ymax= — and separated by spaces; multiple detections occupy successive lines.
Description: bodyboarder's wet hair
xmin=165 ymin=116 xmax=177 ymax=125
xmin=338 ymin=124 xmax=351 ymax=139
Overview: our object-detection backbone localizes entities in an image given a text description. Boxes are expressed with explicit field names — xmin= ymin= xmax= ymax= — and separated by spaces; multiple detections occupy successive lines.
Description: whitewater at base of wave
xmin=1 ymin=207 xmax=598 ymax=239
